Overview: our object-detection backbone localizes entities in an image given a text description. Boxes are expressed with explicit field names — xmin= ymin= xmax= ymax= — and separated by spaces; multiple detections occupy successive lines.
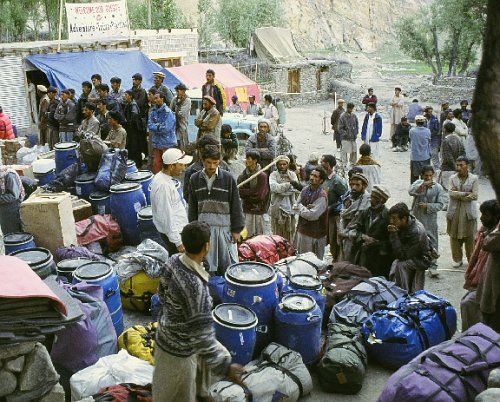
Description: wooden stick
xmin=237 ymin=157 xmax=282 ymax=188
xmin=57 ymin=0 xmax=64 ymax=51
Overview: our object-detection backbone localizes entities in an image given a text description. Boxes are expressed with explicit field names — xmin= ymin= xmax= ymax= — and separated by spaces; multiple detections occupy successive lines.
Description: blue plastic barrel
xmin=283 ymin=274 xmax=326 ymax=313
xmin=89 ymin=191 xmax=111 ymax=215
xmin=56 ymin=258 xmax=90 ymax=283
xmin=208 ymin=276 xmax=226 ymax=305
xmin=73 ymin=261 xmax=124 ymax=336
xmin=34 ymin=170 xmax=56 ymax=186
xmin=213 ymin=303 xmax=258 ymax=365
xmin=136 ymin=206 xmax=165 ymax=247
xmin=126 ymin=160 xmax=138 ymax=175
xmin=223 ymin=262 xmax=279 ymax=355
xmin=26 ymin=133 xmax=38 ymax=147
xmin=274 ymin=293 xmax=322 ymax=365
xmin=10 ymin=247 xmax=56 ymax=279
xmin=110 ymin=183 xmax=147 ymax=245
xmin=4 ymin=232 xmax=36 ymax=255
xmin=75 ymin=173 xmax=96 ymax=200
xmin=54 ymin=142 xmax=78 ymax=174
xmin=125 ymin=170 xmax=154 ymax=205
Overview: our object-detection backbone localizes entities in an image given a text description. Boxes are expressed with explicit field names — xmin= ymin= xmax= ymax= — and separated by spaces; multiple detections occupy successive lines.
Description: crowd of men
xmin=1 ymin=78 xmax=499 ymax=401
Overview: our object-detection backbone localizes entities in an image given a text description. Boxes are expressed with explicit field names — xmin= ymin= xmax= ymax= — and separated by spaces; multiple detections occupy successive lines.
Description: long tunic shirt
xmin=0 ymin=172 xmax=23 ymax=234
xmin=447 ymin=173 xmax=478 ymax=239
xmin=409 ymin=180 xmax=448 ymax=248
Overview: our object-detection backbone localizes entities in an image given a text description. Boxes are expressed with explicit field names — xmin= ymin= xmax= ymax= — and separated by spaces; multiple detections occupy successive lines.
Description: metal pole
xmin=57 ymin=0 xmax=64 ymax=51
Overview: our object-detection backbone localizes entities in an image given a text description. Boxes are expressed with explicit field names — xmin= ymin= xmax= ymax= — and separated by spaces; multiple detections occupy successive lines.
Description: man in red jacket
xmin=0 ymin=106 xmax=14 ymax=139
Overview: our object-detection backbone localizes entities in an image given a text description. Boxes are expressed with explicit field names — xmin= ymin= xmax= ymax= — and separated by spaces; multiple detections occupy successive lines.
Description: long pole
xmin=57 ymin=0 xmax=64 ymax=51
xmin=147 ymin=0 xmax=152 ymax=28
xmin=237 ymin=157 xmax=282 ymax=188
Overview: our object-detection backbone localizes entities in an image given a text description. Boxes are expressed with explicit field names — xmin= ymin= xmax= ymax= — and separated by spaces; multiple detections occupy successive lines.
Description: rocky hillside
xmin=283 ymin=0 xmax=430 ymax=52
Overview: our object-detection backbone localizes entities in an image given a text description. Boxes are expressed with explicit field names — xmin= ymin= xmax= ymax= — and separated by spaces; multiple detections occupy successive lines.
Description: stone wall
xmin=409 ymin=76 xmax=476 ymax=105
xmin=132 ymin=29 xmax=198 ymax=65
xmin=0 ymin=342 xmax=64 ymax=401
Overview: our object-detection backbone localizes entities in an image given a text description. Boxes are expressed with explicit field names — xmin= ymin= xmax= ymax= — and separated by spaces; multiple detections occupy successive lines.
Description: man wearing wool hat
xmin=269 ymin=155 xmax=301 ymax=242
xmin=352 ymin=184 xmax=393 ymax=277
xmin=338 ymin=172 xmax=371 ymax=261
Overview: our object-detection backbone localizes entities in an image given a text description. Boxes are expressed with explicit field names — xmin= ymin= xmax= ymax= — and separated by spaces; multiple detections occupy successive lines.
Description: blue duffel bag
xmin=361 ymin=290 xmax=457 ymax=369
xmin=94 ymin=149 xmax=128 ymax=192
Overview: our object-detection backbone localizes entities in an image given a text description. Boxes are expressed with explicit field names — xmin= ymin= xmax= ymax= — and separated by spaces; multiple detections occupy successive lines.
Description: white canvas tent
xmin=251 ymin=27 xmax=305 ymax=64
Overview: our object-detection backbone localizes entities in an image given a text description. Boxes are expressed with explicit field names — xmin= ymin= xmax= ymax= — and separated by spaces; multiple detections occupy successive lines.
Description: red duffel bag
xmin=76 ymin=214 xmax=122 ymax=252
xmin=238 ymin=235 xmax=295 ymax=265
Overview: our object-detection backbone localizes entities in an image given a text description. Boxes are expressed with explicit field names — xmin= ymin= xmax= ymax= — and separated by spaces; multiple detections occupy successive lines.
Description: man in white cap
xmin=151 ymin=71 xmax=174 ymax=106
xmin=409 ymin=115 xmax=431 ymax=183
xmin=37 ymin=85 xmax=49 ymax=146
xmin=150 ymin=148 xmax=192 ymax=256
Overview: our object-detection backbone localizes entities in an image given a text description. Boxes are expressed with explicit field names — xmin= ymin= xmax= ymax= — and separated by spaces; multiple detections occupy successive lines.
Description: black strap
xmin=416 ymin=369 xmax=461 ymax=402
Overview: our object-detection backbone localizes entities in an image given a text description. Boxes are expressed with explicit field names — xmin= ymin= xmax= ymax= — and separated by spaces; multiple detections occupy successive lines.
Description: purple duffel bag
xmin=378 ymin=323 xmax=500 ymax=402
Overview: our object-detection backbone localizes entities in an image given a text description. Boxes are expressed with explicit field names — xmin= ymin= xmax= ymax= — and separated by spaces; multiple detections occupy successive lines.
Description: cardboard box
xmin=72 ymin=199 xmax=93 ymax=223
xmin=21 ymin=192 xmax=77 ymax=255
xmin=8 ymin=165 xmax=35 ymax=179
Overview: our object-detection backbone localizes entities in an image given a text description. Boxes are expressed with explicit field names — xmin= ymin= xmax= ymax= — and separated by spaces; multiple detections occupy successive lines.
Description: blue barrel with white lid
xmin=274 ymin=293 xmax=322 ymax=365
xmin=89 ymin=191 xmax=111 ymax=215
xmin=75 ymin=172 xmax=96 ymax=200
xmin=125 ymin=170 xmax=154 ymax=205
xmin=126 ymin=160 xmax=138 ymax=175
xmin=73 ymin=261 xmax=124 ymax=335
xmin=110 ymin=182 xmax=147 ymax=245
xmin=213 ymin=303 xmax=258 ymax=365
xmin=137 ymin=206 xmax=165 ymax=246
xmin=10 ymin=247 xmax=56 ymax=279
xmin=283 ymin=274 xmax=326 ymax=313
xmin=4 ymin=232 xmax=36 ymax=255
xmin=223 ymin=262 xmax=279 ymax=355
xmin=54 ymin=142 xmax=78 ymax=174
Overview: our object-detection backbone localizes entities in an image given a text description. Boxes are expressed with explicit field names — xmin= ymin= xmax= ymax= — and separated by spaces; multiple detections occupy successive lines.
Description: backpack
xmin=93 ymin=383 xmax=152 ymax=402
xmin=94 ymin=149 xmax=128 ymax=191
xmin=80 ymin=135 xmax=108 ymax=173
xmin=329 ymin=277 xmax=407 ymax=327
xmin=378 ymin=323 xmax=500 ymax=402
xmin=317 ymin=323 xmax=367 ymax=394
xmin=238 ymin=235 xmax=295 ymax=265
xmin=117 ymin=323 xmax=157 ymax=365
xmin=362 ymin=290 xmax=457 ymax=369
xmin=274 ymin=252 xmax=326 ymax=279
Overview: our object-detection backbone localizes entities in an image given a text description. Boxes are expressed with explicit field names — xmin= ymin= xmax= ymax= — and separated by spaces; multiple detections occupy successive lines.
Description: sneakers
xmin=452 ymin=261 xmax=463 ymax=268
xmin=392 ymin=147 xmax=401 ymax=152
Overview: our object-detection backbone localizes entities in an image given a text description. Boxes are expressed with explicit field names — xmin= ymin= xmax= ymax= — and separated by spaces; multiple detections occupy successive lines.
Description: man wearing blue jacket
xmin=361 ymin=102 xmax=383 ymax=160
xmin=148 ymin=93 xmax=176 ymax=173
xmin=424 ymin=106 xmax=441 ymax=171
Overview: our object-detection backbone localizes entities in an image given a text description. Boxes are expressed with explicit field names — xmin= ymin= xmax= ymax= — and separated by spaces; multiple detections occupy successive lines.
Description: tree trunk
xmin=459 ymin=40 xmax=475 ymax=75
xmin=431 ymin=26 xmax=443 ymax=78
xmin=447 ymin=29 xmax=461 ymax=76
xmin=472 ymin=0 xmax=500 ymax=200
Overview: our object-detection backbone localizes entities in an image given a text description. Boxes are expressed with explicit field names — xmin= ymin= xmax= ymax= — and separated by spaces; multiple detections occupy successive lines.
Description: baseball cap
xmin=162 ymin=148 xmax=193 ymax=165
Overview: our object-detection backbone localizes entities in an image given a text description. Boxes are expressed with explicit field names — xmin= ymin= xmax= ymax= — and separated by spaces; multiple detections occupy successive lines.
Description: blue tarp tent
xmin=26 ymin=50 xmax=182 ymax=95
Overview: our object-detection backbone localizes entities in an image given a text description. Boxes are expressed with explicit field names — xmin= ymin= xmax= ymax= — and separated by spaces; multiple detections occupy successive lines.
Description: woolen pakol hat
xmin=162 ymin=148 xmax=193 ymax=165
xmin=415 ymin=115 xmax=426 ymax=122
xmin=37 ymin=85 xmax=48 ymax=93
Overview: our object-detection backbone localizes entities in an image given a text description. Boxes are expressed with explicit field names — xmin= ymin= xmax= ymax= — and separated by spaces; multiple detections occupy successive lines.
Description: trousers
xmin=450 ymin=236 xmax=474 ymax=263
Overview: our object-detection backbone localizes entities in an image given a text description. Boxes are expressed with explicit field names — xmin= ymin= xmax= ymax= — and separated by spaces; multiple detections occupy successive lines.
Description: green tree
xmin=128 ymin=0 xmax=188 ymax=30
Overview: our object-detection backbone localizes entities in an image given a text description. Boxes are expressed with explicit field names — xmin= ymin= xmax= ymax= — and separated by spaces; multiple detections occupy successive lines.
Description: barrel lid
xmin=213 ymin=303 xmax=257 ymax=327
xmin=226 ymin=262 xmax=275 ymax=285
xmin=125 ymin=170 xmax=154 ymax=182
xmin=11 ymin=247 xmax=51 ymax=266
xmin=75 ymin=173 xmax=97 ymax=183
xmin=74 ymin=261 xmax=111 ymax=280
xmin=109 ymin=182 xmax=141 ymax=193
xmin=4 ymin=232 xmax=33 ymax=245
xmin=54 ymin=141 xmax=78 ymax=150
xmin=126 ymin=160 xmax=136 ymax=167
xmin=289 ymin=274 xmax=321 ymax=290
xmin=137 ymin=205 xmax=153 ymax=219
xmin=57 ymin=258 xmax=91 ymax=271
xmin=89 ymin=191 xmax=110 ymax=200
xmin=281 ymin=294 xmax=316 ymax=312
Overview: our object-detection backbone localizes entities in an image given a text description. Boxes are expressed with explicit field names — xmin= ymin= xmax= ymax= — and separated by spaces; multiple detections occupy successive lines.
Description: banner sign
xmin=66 ymin=0 xmax=129 ymax=40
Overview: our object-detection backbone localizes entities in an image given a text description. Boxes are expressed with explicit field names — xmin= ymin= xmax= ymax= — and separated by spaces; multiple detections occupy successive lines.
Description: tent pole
xmin=57 ymin=0 xmax=64 ymax=51
xmin=124 ymin=0 xmax=132 ymax=44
